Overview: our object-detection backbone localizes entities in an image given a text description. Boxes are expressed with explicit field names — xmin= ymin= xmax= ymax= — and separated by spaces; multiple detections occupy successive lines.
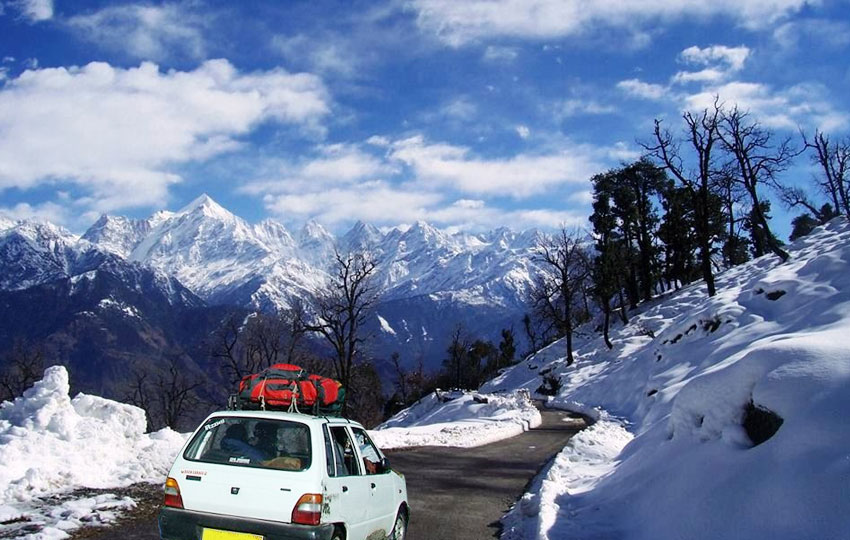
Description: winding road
xmin=387 ymin=408 xmax=585 ymax=539
xmin=71 ymin=408 xmax=585 ymax=540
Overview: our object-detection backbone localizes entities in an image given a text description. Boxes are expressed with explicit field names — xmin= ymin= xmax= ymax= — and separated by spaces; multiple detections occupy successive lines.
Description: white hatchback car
xmin=158 ymin=410 xmax=408 ymax=540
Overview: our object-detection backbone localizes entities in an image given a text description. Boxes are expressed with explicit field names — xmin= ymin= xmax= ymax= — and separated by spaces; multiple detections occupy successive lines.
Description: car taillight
xmin=291 ymin=493 xmax=323 ymax=526
xmin=163 ymin=477 xmax=184 ymax=509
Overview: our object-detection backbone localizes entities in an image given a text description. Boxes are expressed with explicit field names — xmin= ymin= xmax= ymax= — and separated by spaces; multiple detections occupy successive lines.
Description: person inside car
xmin=254 ymin=422 xmax=279 ymax=459
xmin=220 ymin=423 xmax=266 ymax=462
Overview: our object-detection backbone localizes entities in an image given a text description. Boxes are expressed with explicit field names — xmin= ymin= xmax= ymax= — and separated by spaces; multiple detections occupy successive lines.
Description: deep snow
xmin=370 ymin=389 xmax=541 ymax=449
xmin=490 ymin=218 xmax=850 ymax=539
xmin=0 ymin=366 xmax=186 ymax=539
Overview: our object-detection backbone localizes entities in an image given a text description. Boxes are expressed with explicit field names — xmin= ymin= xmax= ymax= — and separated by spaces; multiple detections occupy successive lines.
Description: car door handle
xmin=370 ymin=483 xmax=376 ymax=489
xmin=342 ymin=486 xmax=348 ymax=493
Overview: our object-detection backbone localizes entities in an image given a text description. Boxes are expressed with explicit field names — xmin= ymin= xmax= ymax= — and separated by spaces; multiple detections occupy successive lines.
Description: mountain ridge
xmin=2 ymin=195 xmax=547 ymax=370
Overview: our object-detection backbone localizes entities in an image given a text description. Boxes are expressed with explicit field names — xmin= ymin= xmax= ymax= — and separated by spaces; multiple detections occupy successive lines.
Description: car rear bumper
xmin=159 ymin=507 xmax=336 ymax=540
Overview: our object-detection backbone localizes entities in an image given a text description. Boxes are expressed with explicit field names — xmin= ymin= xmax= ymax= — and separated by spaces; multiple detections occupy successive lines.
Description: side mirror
xmin=380 ymin=457 xmax=391 ymax=474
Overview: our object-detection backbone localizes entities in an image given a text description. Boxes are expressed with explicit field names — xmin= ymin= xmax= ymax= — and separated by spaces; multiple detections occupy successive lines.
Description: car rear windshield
xmin=184 ymin=416 xmax=312 ymax=472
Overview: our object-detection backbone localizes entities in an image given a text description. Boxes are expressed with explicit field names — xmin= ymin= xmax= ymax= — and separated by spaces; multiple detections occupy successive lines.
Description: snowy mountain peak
xmin=404 ymin=220 xmax=446 ymax=245
xmin=342 ymin=220 xmax=384 ymax=252
xmin=298 ymin=219 xmax=333 ymax=242
xmin=82 ymin=215 xmax=151 ymax=258
xmin=0 ymin=215 xmax=15 ymax=231
xmin=177 ymin=193 xmax=236 ymax=222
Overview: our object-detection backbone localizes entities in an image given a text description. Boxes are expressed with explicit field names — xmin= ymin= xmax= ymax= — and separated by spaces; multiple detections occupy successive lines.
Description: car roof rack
xmin=226 ymin=390 xmax=346 ymax=417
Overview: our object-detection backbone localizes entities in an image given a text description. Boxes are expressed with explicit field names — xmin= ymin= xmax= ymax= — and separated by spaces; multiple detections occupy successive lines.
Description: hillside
xmin=484 ymin=218 xmax=850 ymax=539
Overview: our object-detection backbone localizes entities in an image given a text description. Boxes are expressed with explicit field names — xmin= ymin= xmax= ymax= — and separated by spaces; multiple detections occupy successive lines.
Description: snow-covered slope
xmin=370 ymin=389 xmax=541 ymax=449
xmin=488 ymin=218 xmax=850 ymax=540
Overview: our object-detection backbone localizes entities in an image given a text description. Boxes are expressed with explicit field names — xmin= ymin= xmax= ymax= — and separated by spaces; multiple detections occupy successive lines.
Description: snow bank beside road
xmin=502 ymin=416 xmax=633 ymax=540
xmin=0 ymin=366 xmax=187 ymax=539
xmin=490 ymin=219 xmax=850 ymax=539
xmin=370 ymin=390 xmax=541 ymax=449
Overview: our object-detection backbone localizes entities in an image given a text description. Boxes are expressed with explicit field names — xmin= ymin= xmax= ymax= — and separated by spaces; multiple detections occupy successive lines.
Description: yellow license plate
xmin=201 ymin=528 xmax=263 ymax=540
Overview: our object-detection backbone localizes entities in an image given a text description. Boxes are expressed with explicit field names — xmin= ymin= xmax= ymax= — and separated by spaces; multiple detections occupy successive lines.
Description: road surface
xmin=70 ymin=408 xmax=586 ymax=540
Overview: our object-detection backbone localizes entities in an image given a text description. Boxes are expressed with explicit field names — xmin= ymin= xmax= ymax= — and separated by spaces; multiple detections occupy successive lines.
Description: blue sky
xmin=0 ymin=0 xmax=848 ymax=237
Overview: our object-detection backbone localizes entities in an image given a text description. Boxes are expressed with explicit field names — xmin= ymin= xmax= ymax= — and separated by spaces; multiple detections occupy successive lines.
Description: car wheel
xmin=389 ymin=510 xmax=407 ymax=540
xmin=331 ymin=528 xmax=344 ymax=540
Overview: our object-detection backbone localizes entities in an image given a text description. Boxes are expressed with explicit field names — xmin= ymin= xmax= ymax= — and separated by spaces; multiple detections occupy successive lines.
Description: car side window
xmin=329 ymin=426 xmax=360 ymax=476
xmin=323 ymin=425 xmax=337 ymax=477
xmin=351 ymin=427 xmax=383 ymax=475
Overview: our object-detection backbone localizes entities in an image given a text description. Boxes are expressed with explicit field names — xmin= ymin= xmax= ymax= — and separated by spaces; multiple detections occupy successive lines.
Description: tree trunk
xmin=696 ymin=188 xmax=717 ymax=297
xmin=750 ymin=190 xmax=790 ymax=262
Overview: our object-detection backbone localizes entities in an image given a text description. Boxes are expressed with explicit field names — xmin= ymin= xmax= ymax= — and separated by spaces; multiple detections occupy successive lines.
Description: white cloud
xmin=0 ymin=200 xmax=70 ymax=224
xmin=410 ymin=0 xmax=811 ymax=46
xmin=559 ymin=98 xmax=617 ymax=117
xmin=617 ymin=46 xmax=847 ymax=134
xmin=271 ymin=34 xmax=357 ymax=78
xmin=672 ymin=45 xmax=750 ymax=85
xmin=427 ymin=200 xmax=585 ymax=230
xmin=773 ymin=19 xmax=850 ymax=50
xmin=440 ymin=96 xmax=478 ymax=121
xmin=452 ymin=199 xmax=485 ymax=209
xmin=8 ymin=0 xmax=52 ymax=22
xmin=245 ymin=133 xmax=611 ymax=230
xmin=617 ymin=79 xmax=668 ymax=100
xmin=569 ymin=190 xmax=594 ymax=205
xmin=388 ymin=135 xmax=602 ymax=198
xmin=67 ymin=2 xmax=209 ymax=62
xmin=0 ymin=60 xmax=330 ymax=213
xmin=366 ymin=135 xmax=391 ymax=147
xmin=263 ymin=181 xmax=586 ymax=231
xmin=240 ymin=144 xmax=395 ymax=195
xmin=671 ymin=68 xmax=728 ymax=84
xmin=483 ymin=46 xmax=519 ymax=62
xmin=263 ymin=181 xmax=442 ymax=225
xmin=516 ymin=125 xmax=530 ymax=138
xmin=679 ymin=45 xmax=750 ymax=71
xmin=686 ymin=81 xmax=849 ymax=131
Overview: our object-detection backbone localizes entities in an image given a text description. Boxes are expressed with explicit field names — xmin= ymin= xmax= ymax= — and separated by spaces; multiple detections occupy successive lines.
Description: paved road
xmin=387 ymin=409 xmax=586 ymax=539
xmin=70 ymin=408 xmax=585 ymax=540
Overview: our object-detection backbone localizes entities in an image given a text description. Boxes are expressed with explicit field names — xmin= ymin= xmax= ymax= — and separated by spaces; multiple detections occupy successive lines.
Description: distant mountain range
xmin=0 ymin=195 xmax=546 ymax=396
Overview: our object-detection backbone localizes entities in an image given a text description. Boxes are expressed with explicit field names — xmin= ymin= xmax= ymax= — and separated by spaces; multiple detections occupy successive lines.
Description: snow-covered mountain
xmin=0 ymin=217 xmax=220 ymax=400
xmin=81 ymin=194 xmax=541 ymax=309
xmin=77 ymin=194 xmax=545 ymax=365
xmin=0 ymin=218 xmax=198 ymax=307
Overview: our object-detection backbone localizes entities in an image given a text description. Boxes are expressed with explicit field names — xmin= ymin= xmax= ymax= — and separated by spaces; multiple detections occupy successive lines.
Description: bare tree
xmin=125 ymin=367 xmax=155 ymax=431
xmin=442 ymin=324 xmax=470 ymax=388
xmin=304 ymin=251 xmax=379 ymax=414
xmin=0 ymin=339 xmax=45 ymax=402
xmin=210 ymin=314 xmax=248 ymax=386
xmin=716 ymin=171 xmax=751 ymax=266
xmin=718 ymin=106 xmax=795 ymax=261
xmin=124 ymin=356 xmax=203 ymax=430
xmin=643 ymin=102 xmax=723 ymax=296
xmin=802 ymin=130 xmax=850 ymax=219
xmin=211 ymin=309 xmax=307 ymax=387
xmin=390 ymin=352 xmax=408 ymax=404
xmin=156 ymin=356 xmax=204 ymax=430
xmin=533 ymin=227 xmax=592 ymax=365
